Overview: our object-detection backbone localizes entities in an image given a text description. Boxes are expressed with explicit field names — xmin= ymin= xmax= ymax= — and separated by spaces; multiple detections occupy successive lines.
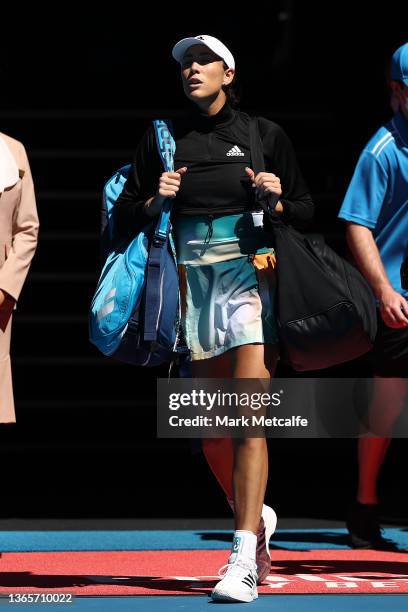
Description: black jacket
xmin=113 ymin=101 xmax=314 ymax=237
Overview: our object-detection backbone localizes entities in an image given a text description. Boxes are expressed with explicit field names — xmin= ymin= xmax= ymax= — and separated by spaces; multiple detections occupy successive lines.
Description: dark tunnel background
xmin=0 ymin=4 xmax=407 ymax=521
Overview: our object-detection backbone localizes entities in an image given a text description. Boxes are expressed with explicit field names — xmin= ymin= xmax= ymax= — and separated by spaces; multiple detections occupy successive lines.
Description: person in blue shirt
xmin=338 ymin=42 xmax=408 ymax=550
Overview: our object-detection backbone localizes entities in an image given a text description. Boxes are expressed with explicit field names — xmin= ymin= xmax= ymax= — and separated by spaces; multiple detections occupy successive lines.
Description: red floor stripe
xmin=0 ymin=550 xmax=408 ymax=595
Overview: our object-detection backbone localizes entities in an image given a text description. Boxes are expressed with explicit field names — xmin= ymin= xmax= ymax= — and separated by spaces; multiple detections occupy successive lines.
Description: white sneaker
xmin=211 ymin=555 xmax=258 ymax=603
xmin=227 ymin=499 xmax=277 ymax=584
xmin=256 ymin=504 xmax=277 ymax=583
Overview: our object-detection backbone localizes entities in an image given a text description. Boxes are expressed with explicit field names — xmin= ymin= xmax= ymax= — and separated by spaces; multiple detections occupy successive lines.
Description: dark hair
xmin=222 ymin=61 xmax=241 ymax=109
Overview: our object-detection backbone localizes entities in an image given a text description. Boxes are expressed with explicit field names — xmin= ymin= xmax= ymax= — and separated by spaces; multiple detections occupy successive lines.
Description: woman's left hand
xmin=245 ymin=167 xmax=283 ymax=212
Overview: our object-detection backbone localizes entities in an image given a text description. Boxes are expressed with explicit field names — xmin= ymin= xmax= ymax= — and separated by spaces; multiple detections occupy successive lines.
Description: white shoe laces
xmin=217 ymin=555 xmax=257 ymax=580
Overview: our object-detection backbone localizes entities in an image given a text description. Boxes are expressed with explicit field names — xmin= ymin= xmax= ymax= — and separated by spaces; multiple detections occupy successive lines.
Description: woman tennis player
xmin=114 ymin=34 xmax=314 ymax=602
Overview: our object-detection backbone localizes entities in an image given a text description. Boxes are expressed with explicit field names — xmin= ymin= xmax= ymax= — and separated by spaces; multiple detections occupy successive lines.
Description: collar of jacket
xmin=187 ymin=100 xmax=236 ymax=129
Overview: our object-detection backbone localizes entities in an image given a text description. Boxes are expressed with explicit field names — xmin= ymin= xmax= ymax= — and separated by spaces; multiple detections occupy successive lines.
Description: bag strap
xmin=249 ymin=116 xmax=283 ymax=227
xmin=143 ymin=119 xmax=176 ymax=343
xmin=249 ymin=116 xmax=265 ymax=174
xmin=152 ymin=119 xmax=175 ymax=242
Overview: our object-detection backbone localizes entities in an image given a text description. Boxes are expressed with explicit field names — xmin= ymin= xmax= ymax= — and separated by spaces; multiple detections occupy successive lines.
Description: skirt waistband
xmin=173 ymin=211 xmax=275 ymax=265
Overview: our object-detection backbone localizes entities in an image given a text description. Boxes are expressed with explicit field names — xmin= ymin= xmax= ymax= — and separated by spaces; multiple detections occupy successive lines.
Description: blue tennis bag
xmin=89 ymin=119 xmax=189 ymax=367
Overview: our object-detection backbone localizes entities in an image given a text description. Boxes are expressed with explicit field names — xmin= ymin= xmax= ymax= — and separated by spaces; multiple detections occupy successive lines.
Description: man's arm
xmin=346 ymin=222 xmax=408 ymax=328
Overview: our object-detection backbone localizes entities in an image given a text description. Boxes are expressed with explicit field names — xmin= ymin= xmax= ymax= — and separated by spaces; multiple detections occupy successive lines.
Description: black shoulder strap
xmin=249 ymin=116 xmax=284 ymax=226
xmin=249 ymin=117 xmax=265 ymax=174
xmin=249 ymin=116 xmax=270 ymax=214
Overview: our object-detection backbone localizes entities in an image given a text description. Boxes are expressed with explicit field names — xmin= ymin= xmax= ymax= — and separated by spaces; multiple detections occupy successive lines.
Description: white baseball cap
xmin=172 ymin=35 xmax=235 ymax=70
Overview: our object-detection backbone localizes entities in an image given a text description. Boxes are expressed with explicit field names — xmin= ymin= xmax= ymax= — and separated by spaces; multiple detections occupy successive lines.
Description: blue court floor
xmin=4 ymin=594 xmax=408 ymax=611
xmin=1 ymin=519 xmax=407 ymax=610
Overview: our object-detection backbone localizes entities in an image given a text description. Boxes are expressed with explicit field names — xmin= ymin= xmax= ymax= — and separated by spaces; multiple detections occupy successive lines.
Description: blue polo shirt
xmin=338 ymin=111 xmax=408 ymax=298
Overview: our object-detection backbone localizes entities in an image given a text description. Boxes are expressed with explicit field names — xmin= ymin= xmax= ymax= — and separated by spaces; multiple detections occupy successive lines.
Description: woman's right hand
xmin=144 ymin=167 xmax=188 ymax=216
xmin=157 ymin=167 xmax=188 ymax=199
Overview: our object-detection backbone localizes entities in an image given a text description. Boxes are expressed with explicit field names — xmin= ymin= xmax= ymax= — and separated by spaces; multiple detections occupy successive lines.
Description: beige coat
xmin=0 ymin=133 xmax=39 ymax=423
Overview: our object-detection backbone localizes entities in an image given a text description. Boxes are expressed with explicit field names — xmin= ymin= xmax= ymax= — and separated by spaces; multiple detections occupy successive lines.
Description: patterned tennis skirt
xmin=173 ymin=211 xmax=278 ymax=361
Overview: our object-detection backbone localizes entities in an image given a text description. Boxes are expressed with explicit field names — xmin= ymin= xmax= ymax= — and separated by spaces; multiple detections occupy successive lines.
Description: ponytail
xmin=222 ymin=62 xmax=242 ymax=109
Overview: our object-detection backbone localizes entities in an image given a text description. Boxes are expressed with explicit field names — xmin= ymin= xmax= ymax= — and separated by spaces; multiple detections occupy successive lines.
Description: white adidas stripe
xmin=375 ymin=135 xmax=393 ymax=157
xmin=104 ymin=288 xmax=116 ymax=302
xmin=98 ymin=300 xmax=114 ymax=320
xmin=371 ymin=131 xmax=392 ymax=154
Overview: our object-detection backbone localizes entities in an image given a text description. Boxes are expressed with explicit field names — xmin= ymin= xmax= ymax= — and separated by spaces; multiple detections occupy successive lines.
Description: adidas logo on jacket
xmin=227 ymin=145 xmax=245 ymax=156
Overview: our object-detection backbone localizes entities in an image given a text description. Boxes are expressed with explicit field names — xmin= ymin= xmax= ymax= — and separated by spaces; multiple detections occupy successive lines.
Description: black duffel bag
xmin=249 ymin=117 xmax=377 ymax=371
xmin=269 ymin=221 xmax=377 ymax=370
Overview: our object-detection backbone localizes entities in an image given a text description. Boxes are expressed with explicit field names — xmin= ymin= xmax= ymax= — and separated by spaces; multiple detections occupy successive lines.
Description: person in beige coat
xmin=0 ymin=133 xmax=39 ymax=423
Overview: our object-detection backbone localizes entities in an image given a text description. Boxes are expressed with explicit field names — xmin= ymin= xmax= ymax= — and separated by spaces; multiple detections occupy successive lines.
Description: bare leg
xmin=191 ymin=352 xmax=234 ymax=499
xmin=202 ymin=437 xmax=234 ymax=500
xmin=357 ymin=438 xmax=391 ymax=504
xmin=230 ymin=344 xmax=278 ymax=533
xmin=357 ymin=376 xmax=408 ymax=504
xmin=193 ymin=344 xmax=278 ymax=534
